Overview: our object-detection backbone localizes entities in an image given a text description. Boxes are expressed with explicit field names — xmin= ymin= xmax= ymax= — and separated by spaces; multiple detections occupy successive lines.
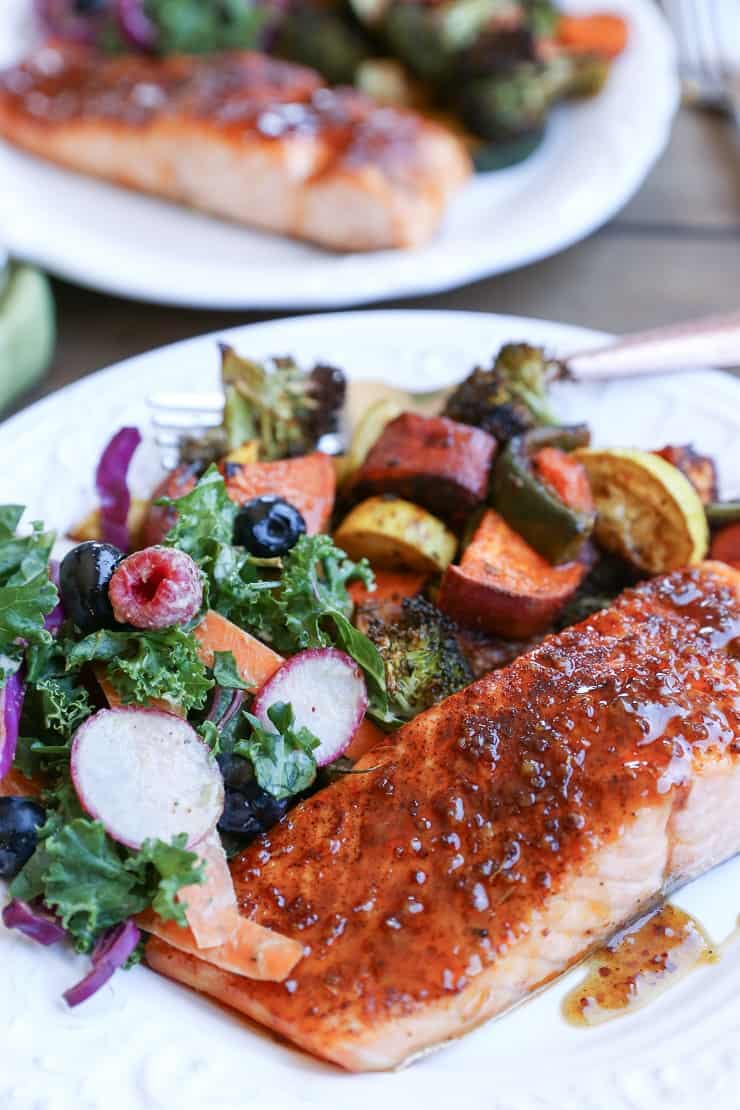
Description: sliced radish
xmin=252 ymin=648 xmax=367 ymax=767
xmin=70 ymin=709 xmax=223 ymax=851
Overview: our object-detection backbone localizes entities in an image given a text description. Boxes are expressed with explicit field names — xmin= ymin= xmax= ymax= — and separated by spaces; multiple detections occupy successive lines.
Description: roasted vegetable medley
xmin=36 ymin=0 xmax=629 ymax=167
xmin=1 ymin=337 xmax=736 ymax=1006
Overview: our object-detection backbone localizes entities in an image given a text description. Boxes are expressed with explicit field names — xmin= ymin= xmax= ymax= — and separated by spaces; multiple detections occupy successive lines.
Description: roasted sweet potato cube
xmin=354 ymin=412 xmax=496 ymax=525
xmin=438 ymin=510 xmax=586 ymax=639
xmin=222 ymin=452 xmax=336 ymax=534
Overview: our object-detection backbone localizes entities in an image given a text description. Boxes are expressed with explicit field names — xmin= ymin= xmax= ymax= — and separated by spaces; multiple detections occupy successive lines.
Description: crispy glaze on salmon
xmin=146 ymin=562 xmax=740 ymax=1071
xmin=0 ymin=45 xmax=471 ymax=251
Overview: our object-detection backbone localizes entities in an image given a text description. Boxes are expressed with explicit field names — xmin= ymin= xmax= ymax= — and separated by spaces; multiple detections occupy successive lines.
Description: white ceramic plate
xmin=2 ymin=311 xmax=740 ymax=1110
xmin=0 ymin=0 xmax=678 ymax=309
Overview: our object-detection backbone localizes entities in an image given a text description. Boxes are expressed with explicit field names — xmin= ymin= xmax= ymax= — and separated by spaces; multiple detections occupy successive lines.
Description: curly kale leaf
xmin=237 ymin=702 xmax=319 ymax=800
xmin=10 ymin=818 xmax=203 ymax=952
xmin=0 ymin=508 xmax=57 ymax=679
xmin=65 ymin=626 xmax=212 ymax=713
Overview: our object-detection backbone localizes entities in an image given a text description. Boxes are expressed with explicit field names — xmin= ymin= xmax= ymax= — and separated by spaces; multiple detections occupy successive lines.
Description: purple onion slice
xmin=206 ymin=688 xmax=245 ymax=730
xmin=2 ymin=899 xmax=66 ymax=946
xmin=63 ymin=919 xmax=141 ymax=1007
xmin=0 ymin=671 xmax=26 ymax=781
xmin=115 ymin=0 xmax=158 ymax=51
xmin=95 ymin=426 xmax=142 ymax=552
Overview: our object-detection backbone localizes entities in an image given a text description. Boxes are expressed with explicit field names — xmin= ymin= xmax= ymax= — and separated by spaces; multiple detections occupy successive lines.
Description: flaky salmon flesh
xmin=0 ymin=46 xmax=471 ymax=251
xmin=146 ymin=562 xmax=740 ymax=1071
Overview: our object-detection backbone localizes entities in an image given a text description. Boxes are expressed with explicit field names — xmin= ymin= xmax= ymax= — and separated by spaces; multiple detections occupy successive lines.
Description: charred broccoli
xmin=451 ymin=26 xmax=609 ymax=144
xmin=367 ymin=596 xmax=472 ymax=721
xmin=274 ymin=3 xmax=374 ymax=84
xmin=444 ymin=342 xmax=558 ymax=444
xmin=220 ymin=346 xmax=346 ymax=460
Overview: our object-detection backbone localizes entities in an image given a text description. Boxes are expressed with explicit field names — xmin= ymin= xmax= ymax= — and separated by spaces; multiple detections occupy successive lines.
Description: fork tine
xmin=147 ymin=389 xmax=226 ymax=469
xmin=694 ymin=0 xmax=725 ymax=85
xmin=148 ymin=391 xmax=224 ymax=412
xmin=150 ymin=411 xmax=224 ymax=431
xmin=710 ymin=0 xmax=732 ymax=81
xmin=665 ymin=0 xmax=698 ymax=80
xmin=664 ymin=0 xmax=728 ymax=105
xmin=678 ymin=0 xmax=717 ymax=84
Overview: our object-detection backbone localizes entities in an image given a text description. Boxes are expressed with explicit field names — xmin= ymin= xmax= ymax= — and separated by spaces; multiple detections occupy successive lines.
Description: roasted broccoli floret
xmin=444 ymin=342 xmax=558 ymax=444
xmin=367 ymin=596 xmax=472 ymax=721
xmin=457 ymin=67 xmax=549 ymax=142
xmin=274 ymin=3 xmax=374 ymax=84
xmin=220 ymin=346 xmax=346 ymax=460
xmin=454 ymin=40 xmax=608 ymax=143
xmin=522 ymin=0 xmax=560 ymax=38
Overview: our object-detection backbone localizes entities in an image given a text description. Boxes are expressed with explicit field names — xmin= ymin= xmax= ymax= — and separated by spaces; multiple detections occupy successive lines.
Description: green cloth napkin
xmin=0 ymin=261 xmax=56 ymax=412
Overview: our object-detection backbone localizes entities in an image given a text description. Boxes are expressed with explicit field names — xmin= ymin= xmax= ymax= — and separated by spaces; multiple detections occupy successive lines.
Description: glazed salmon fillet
xmin=0 ymin=45 xmax=470 ymax=251
xmin=146 ymin=562 xmax=740 ymax=1071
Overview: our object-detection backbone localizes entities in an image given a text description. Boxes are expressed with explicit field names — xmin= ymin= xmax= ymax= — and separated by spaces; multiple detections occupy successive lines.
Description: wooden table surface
xmin=12 ymin=106 xmax=740 ymax=415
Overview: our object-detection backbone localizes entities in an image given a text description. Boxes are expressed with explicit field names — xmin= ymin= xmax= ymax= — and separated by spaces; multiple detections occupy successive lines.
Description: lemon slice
xmin=574 ymin=447 xmax=709 ymax=573
xmin=0 ymin=263 xmax=55 ymax=411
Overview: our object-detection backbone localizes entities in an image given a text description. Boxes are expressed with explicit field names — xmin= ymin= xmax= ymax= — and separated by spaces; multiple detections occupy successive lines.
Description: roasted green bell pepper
xmin=491 ymin=424 xmax=594 ymax=564
xmin=706 ymin=501 xmax=740 ymax=526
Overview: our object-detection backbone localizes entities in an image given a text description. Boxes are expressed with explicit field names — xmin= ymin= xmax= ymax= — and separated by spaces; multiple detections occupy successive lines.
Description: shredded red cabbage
xmin=44 ymin=559 xmax=65 ymax=636
xmin=2 ymin=899 xmax=67 ymax=946
xmin=63 ymin=919 xmax=141 ymax=1008
xmin=115 ymin=0 xmax=158 ymax=51
xmin=34 ymin=0 xmax=102 ymax=43
xmin=95 ymin=427 xmax=142 ymax=552
xmin=0 ymin=671 xmax=25 ymax=781
xmin=206 ymin=688 xmax=245 ymax=730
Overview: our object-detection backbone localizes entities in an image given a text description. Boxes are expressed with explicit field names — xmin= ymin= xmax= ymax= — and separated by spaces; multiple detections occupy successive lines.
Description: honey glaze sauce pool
xmin=563 ymin=904 xmax=718 ymax=1027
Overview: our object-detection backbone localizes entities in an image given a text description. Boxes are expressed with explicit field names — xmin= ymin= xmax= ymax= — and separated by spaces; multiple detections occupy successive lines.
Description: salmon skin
xmin=146 ymin=563 xmax=740 ymax=1071
xmin=0 ymin=46 xmax=470 ymax=251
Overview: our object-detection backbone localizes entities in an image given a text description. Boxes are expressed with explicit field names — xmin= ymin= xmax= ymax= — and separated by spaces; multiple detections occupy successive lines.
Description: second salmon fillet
xmin=0 ymin=46 xmax=471 ymax=251
xmin=147 ymin=562 xmax=740 ymax=1070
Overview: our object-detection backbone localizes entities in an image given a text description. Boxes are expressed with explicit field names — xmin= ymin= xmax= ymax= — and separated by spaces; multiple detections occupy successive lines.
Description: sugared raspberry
xmin=108 ymin=546 xmax=203 ymax=630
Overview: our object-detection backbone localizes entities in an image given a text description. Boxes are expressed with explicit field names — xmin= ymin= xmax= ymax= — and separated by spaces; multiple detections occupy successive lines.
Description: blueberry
xmin=0 ymin=797 xmax=46 ymax=880
xmin=217 ymin=755 xmax=289 ymax=842
xmin=217 ymin=751 xmax=256 ymax=793
xmin=59 ymin=541 xmax=124 ymax=634
xmin=233 ymin=496 xmax=306 ymax=558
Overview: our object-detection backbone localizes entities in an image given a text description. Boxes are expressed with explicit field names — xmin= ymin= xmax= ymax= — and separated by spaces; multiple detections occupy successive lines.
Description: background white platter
xmin=0 ymin=0 xmax=678 ymax=308
xmin=1 ymin=310 xmax=738 ymax=1110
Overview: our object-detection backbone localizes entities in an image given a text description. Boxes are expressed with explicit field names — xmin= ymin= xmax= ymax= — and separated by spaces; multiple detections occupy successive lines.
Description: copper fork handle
xmin=565 ymin=309 xmax=740 ymax=381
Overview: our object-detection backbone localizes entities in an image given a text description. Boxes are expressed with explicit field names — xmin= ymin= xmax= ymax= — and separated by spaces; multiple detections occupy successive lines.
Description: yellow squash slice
xmin=68 ymin=498 xmax=149 ymax=546
xmin=574 ymin=447 xmax=709 ymax=573
xmin=223 ymin=440 xmax=260 ymax=466
xmin=334 ymin=495 xmax=457 ymax=574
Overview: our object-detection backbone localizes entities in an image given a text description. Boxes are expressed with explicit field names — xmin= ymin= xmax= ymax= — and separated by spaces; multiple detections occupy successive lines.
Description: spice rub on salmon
xmin=0 ymin=45 xmax=471 ymax=251
xmin=146 ymin=562 xmax=740 ymax=1071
